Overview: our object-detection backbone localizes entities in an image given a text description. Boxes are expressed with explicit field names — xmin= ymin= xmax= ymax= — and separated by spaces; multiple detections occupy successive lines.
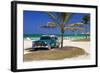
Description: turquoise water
xmin=24 ymin=34 xmax=90 ymax=40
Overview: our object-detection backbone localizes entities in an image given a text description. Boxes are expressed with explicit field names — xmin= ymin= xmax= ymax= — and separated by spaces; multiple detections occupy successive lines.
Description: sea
xmin=24 ymin=34 xmax=90 ymax=41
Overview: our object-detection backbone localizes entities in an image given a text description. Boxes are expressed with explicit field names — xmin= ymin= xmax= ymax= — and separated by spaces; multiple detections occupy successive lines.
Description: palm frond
xmin=60 ymin=13 xmax=72 ymax=24
xmin=47 ymin=12 xmax=61 ymax=25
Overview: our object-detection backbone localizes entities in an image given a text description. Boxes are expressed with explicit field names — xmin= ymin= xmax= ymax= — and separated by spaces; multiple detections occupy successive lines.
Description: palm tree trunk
xmin=61 ymin=32 xmax=63 ymax=48
xmin=60 ymin=24 xmax=64 ymax=48
xmin=85 ymin=25 xmax=87 ymax=39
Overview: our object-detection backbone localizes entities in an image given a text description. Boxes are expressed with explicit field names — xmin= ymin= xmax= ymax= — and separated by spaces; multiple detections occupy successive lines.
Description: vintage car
xmin=32 ymin=35 xmax=60 ymax=50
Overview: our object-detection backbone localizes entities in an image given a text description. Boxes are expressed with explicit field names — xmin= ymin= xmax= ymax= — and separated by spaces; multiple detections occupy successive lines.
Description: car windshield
xmin=34 ymin=41 xmax=41 ymax=43
xmin=52 ymin=37 xmax=58 ymax=40
xmin=40 ymin=36 xmax=51 ymax=40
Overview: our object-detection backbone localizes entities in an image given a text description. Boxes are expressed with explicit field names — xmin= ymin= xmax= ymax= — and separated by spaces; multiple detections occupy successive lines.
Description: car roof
xmin=42 ymin=35 xmax=57 ymax=37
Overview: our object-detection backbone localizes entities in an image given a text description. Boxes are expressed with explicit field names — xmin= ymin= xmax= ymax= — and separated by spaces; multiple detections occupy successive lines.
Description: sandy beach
xmin=24 ymin=39 xmax=90 ymax=56
xmin=23 ymin=38 xmax=90 ymax=61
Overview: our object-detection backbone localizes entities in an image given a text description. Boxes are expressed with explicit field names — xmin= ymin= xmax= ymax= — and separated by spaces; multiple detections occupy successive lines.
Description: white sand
xmin=24 ymin=39 xmax=32 ymax=49
xmin=63 ymin=40 xmax=90 ymax=53
xmin=24 ymin=39 xmax=90 ymax=56
xmin=62 ymin=40 xmax=90 ymax=59
xmin=24 ymin=39 xmax=90 ymax=59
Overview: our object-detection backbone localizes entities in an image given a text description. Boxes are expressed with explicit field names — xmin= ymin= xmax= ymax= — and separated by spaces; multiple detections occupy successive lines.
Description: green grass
xmin=24 ymin=47 xmax=86 ymax=62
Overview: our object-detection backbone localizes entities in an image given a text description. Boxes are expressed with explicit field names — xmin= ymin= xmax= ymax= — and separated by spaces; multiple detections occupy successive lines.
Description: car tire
xmin=56 ymin=45 xmax=59 ymax=48
xmin=33 ymin=48 xmax=38 ymax=51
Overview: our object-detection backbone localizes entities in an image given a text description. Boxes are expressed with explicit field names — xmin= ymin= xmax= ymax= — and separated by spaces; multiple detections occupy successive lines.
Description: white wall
xmin=18 ymin=0 xmax=98 ymax=5
xmin=0 ymin=0 xmax=99 ymax=73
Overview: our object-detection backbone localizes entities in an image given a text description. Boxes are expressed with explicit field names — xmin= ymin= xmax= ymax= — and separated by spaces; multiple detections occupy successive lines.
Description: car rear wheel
xmin=32 ymin=48 xmax=38 ymax=51
xmin=56 ymin=45 xmax=59 ymax=48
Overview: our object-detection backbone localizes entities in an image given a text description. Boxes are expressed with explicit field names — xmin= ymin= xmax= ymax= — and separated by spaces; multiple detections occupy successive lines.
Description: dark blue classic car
xmin=32 ymin=35 xmax=60 ymax=50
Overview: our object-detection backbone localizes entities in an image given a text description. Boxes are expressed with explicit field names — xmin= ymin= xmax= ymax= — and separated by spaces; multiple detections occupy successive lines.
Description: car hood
xmin=34 ymin=40 xmax=52 ymax=44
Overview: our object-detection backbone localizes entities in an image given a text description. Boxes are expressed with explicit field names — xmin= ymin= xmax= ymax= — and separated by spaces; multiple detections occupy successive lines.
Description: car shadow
xmin=25 ymin=47 xmax=50 ymax=51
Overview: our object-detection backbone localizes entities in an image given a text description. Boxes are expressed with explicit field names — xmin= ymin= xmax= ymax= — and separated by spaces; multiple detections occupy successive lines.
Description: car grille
xmin=34 ymin=43 xmax=47 ymax=46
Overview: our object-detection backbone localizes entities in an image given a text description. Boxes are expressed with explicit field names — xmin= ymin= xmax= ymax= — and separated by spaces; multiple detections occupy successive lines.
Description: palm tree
xmin=81 ymin=15 xmax=90 ymax=39
xmin=82 ymin=15 xmax=90 ymax=24
xmin=47 ymin=12 xmax=72 ymax=48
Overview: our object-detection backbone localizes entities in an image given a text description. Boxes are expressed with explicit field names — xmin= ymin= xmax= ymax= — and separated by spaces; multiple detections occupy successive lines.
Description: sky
xmin=23 ymin=10 xmax=90 ymax=35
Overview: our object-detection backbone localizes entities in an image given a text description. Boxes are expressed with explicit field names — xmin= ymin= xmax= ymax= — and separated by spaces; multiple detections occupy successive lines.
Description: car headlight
xmin=45 ymin=45 xmax=49 ymax=47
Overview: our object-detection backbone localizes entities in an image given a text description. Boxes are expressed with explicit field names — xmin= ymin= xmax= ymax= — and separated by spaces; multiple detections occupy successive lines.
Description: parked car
xmin=32 ymin=35 xmax=60 ymax=50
